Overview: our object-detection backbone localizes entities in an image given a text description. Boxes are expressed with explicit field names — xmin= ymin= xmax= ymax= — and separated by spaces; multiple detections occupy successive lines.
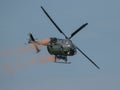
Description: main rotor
xmin=41 ymin=6 xmax=100 ymax=69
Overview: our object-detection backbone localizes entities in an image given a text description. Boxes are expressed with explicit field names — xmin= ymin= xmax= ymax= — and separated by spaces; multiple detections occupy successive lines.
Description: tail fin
xmin=28 ymin=32 xmax=40 ymax=53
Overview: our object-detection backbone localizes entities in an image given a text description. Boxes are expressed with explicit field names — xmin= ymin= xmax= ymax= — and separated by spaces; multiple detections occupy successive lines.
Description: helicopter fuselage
xmin=47 ymin=38 xmax=77 ymax=56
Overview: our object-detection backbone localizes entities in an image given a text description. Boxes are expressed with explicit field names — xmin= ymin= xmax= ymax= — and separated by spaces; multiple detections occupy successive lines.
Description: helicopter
xmin=28 ymin=6 xmax=100 ymax=69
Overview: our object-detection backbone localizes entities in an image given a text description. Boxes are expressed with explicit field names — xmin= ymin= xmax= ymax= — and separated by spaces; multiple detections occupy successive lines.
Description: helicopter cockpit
xmin=47 ymin=38 xmax=77 ymax=56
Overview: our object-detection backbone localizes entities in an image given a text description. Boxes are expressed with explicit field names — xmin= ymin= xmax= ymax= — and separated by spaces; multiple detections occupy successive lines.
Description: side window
xmin=50 ymin=38 xmax=57 ymax=44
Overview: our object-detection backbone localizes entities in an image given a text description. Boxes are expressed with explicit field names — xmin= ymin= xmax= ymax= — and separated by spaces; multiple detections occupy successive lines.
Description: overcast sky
xmin=0 ymin=0 xmax=120 ymax=90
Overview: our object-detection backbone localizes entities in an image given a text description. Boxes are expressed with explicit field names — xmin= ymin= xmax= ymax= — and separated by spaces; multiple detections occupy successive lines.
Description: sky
xmin=0 ymin=0 xmax=120 ymax=90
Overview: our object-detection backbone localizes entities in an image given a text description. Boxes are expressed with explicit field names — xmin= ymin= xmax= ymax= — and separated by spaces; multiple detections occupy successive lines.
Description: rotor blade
xmin=69 ymin=23 xmax=88 ymax=39
xmin=41 ymin=6 xmax=68 ymax=39
xmin=29 ymin=32 xmax=35 ymax=41
xmin=76 ymin=47 xmax=100 ymax=69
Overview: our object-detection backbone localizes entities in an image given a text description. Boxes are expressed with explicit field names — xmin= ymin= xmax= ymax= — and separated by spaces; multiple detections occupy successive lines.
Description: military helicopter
xmin=28 ymin=6 xmax=100 ymax=69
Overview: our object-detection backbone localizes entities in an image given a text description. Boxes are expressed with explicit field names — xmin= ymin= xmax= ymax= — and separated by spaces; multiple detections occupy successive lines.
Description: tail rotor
xmin=28 ymin=32 xmax=40 ymax=53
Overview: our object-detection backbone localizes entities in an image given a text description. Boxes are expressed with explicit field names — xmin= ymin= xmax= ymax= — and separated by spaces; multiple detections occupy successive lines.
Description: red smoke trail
xmin=40 ymin=56 xmax=57 ymax=64
xmin=0 ymin=56 xmax=53 ymax=74
xmin=0 ymin=45 xmax=34 ymax=56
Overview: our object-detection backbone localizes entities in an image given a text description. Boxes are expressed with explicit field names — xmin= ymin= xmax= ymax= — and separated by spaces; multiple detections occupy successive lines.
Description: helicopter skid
xmin=55 ymin=61 xmax=71 ymax=64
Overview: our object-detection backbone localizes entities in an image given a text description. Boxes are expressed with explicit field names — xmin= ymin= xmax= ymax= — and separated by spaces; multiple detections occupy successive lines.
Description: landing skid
xmin=55 ymin=61 xmax=71 ymax=64
xmin=54 ymin=55 xmax=71 ymax=64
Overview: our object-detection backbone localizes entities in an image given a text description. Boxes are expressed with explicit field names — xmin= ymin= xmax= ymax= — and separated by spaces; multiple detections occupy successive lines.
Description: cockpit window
xmin=65 ymin=41 xmax=69 ymax=44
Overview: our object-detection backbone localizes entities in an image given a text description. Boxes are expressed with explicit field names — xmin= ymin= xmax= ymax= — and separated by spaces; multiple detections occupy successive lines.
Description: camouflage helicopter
xmin=28 ymin=6 xmax=100 ymax=69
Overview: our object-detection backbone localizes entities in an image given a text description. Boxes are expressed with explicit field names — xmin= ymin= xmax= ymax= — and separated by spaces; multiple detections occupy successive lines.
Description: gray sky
xmin=0 ymin=0 xmax=120 ymax=90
